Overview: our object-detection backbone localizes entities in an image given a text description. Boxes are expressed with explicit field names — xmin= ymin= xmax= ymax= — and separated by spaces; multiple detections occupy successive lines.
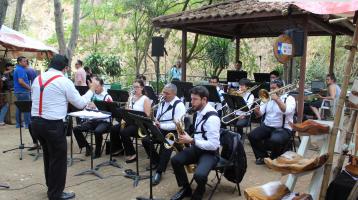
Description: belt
xmin=31 ymin=116 xmax=63 ymax=123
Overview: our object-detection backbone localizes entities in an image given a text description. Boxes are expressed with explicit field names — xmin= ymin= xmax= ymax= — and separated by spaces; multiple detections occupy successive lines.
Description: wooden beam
xmin=181 ymin=29 xmax=187 ymax=81
xmin=236 ymin=37 xmax=240 ymax=62
xmin=297 ymin=17 xmax=308 ymax=123
xmin=329 ymin=35 xmax=336 ymax=74
xmin=308 ymin=15 xmax=335 ymax=34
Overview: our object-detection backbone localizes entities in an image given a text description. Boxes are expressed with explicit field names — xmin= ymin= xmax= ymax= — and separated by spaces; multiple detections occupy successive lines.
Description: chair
xmin=319 ymin=99 xmax=333 ymax=119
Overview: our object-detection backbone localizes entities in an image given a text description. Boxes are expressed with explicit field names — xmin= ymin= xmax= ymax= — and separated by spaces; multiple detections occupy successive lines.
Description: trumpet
xmin=221 ymin=82 xmax=298 ymax=124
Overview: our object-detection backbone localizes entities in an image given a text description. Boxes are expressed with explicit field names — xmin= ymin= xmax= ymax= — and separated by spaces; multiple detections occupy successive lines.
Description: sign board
xmin=273 ymin=34 xmax=294 ymax=64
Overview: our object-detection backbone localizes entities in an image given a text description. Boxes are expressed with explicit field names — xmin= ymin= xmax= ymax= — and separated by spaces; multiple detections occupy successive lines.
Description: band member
xmin=170 ymin=86 xmax=220 ymax=200
xmin=248 ymin=79 xmax=296 ymax=165
xmin=73 ymin=77 xmax=114 ymax=158
xmin=228 ymin=60 xmax=245 ymax=89
xmin=31 ymin=54 xmax=100 ymax=200
xmin=310 ymin=73 xmax=341 ymax=120
xmin=142 ymin=83 xmax=186 ymax=185
xmin=269 ymin=70 xmax=280 ymax=82
xmin=235 ymin=78 xmax=254 ymax=136
xmin=208 ymin=76 xmax=224 ymax=115
xmin=120 ymin=79 xmax=151 ymax=163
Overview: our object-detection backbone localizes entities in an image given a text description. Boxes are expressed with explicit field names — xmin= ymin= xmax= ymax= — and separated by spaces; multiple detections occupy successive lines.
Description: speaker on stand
xmin=152 ymin=37 xmax=165 ymax=95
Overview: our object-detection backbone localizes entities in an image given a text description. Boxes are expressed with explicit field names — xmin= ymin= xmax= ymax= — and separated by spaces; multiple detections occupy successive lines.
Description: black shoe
xmin=85 ymin=146 xmax=92 ymax=157
xmin=170 ymin=187 xmax=192 ymax=200
xmin=152 ymin=172 xmax=161 ymax=186
xmin=28 ymin=144 xmax=39 ymax=151
xmin=255 ymin=158 xmax=265 ymax=165
xmin=146 ymin=163 xmax=158 ymax=171
xmin=59 ymin=191 xmax=75 ymax=200
xmin=112 ymin=149 xmax=124 ymax=156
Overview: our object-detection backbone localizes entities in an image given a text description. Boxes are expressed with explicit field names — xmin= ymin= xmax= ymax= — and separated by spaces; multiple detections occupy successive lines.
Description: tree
xmin=205 ymin=37 xmax=230 ymax=76
xmin=53 ymin=0 xmax=81 ymax=72
xmin=12 ymin=0 xmax=25 ymax=31
xmin=0 ymin=0 xmax=8 ymax=29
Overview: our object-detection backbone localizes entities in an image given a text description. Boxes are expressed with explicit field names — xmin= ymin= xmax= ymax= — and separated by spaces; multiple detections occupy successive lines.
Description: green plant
xmin=205 ymin=37 xmax=230 ymax=76
xmin=84 ymin=53 xmax=121 ymax=81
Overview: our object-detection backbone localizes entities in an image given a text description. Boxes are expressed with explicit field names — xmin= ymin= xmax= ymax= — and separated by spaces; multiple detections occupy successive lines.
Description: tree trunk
xmin=66 ymin=0 xmax=81 ymax=71
xmin=53 ymin=0 xmax=66 ymax=55
xmin=0 ymin=0 xmax=9 ymax=29
xmin=12 ymin=0 xmax=25 ymax=31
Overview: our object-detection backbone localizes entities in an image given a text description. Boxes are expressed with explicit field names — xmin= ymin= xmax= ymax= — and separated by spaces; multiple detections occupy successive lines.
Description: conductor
xmin=30 ymin=54 xmax=100 ymax=200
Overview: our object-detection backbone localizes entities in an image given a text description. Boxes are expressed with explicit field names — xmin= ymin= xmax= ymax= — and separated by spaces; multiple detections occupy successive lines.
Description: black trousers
xmin=142 ymin=129 xmax=174 ymax=173
xmin=119 ymin=124 xmax=139 ymax=156
xmin=248 ymin=124 xmax=291 ymax=159
xmin=31 ymin=117 xmax=67 ymax=200
xmin=171 ymin=146 xmax=218 ymax=199
xmin=73 ymin=120 xmax=110 ymax=155
xmin=109 ymin=124 xmax=124 ymax=152
xmin=236 ymin=116 xmax=249 ymax=136
xmin=28 ymin=123 xmax=39 ymax=144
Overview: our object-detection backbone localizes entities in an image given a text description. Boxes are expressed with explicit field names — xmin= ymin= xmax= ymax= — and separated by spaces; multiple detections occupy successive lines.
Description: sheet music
xmin=68 ymin=110 xmax=111 ymax=119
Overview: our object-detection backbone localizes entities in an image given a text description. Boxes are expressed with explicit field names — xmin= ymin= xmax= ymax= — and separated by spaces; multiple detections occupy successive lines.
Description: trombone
xmin=228 ymin=83 xmax=261 ymax=96
xmin=221 ymin=82 xmax=298 ymax=124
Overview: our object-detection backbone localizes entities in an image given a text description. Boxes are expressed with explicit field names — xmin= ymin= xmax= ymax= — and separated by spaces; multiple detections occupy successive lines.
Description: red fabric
xmin=294 ymin=1 xmax=358 ymax=15
xmin=38 ymin=75 xmax=62 ymax=116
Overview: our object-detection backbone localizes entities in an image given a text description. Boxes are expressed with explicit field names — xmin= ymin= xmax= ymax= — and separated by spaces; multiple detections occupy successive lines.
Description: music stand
xmin=67 ymin=104 xmax=85 ymax=167
xmin=117 ymin=108 xmax=150 ymax=186
xmin=222 ymin=94 xmax=248 ymax=112
xmin=254 ymin=73 xmax=271 ymax=83
xmin=202 ymin=85 xmax=221 ymax=103
xmin=227 ymin=70 xmax=247 ymax=86
xmin=75 ymin=86 xmax=89 ymax=95
xmin=127 ymin=112 xmax=166 ymax=200
xmin=3 ymin=101 xmax=32 ymax=160
xmin=144 ymin=86 xmax=158 ymax=105
xmin=94 ymin=101 xmax=122 ymax=170
xmin=171 ymin=81 xmax=193 ymax=103
xmin=107 ymin=89 xmax=129 ymax=103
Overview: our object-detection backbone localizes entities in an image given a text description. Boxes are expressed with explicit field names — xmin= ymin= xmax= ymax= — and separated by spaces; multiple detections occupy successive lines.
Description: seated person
xmin=208 ymin=76 xmax=224 ymax=115
xmin=228 ymin=61 xmax=245 ymax=89
xmin=119 ymin=79 xmax=151 ymax=163
xmin=142 ymin=83 xmax=186 ymax=185
xmin=248 ymin=79 xmax=296 ymax=165
xmin=170 ymin=86 xmax=220 ymax=200
xmin=269 ymin=70 xmax=280 ymax=82
xmin=310 ymin=73 xmax=341 ymax=120
xmin=235 ymin=78 xmax=254 ymax=136
xmin=73 ymin=77 xmax=113 ymax=158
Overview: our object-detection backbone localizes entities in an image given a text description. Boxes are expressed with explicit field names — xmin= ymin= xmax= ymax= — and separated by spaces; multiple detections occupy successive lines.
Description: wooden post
xmin=329 ymin=35 xmax=336 ymax=74
xmin=297 ymin=18 xmax=308 ymax=123
xmin=236 ymin=37 xmax=240 ymax=63
xmin=181 ymin=29 xmax=187 ymax=82
xmin=320 ymin=19 xmax=358 ymax=200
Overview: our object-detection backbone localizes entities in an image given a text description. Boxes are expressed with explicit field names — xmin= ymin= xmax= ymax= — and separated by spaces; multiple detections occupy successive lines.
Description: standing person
xmin=142 ymin=83 xmax=186 ymax=185
xmin=248 ymin=79 xmax=296 ymax=165
xmin=30 ymin=54 xmax=100 ymax=200
xmin=0 ymin=71 xmax=9 ymax=126
xmin=169 ymin=60 xmax=182 ymax=81
xmin=25 ymin=60 xmax=38 ymax=85
xmin=13 ymin=56 xmax=31 ymax=129
xmin=310 ymin=73 xmax=341 ymax=120
xmin=74 ymin=60 xmax=87 ymax=86
xmin=2 ymin=63 xmax=14 ymax=91
xmin=170 ymin=86 xmax=220 ymax=200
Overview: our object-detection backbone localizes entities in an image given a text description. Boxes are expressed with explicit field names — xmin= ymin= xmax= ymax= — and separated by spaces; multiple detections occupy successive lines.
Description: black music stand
xmin=127 ymin=112 xmax=166 ymax=200
xmin=172 ymin=81 xmax=193 ymax=103
xmin=75 ymin=86 xmax=89 ymax=95
xmin=94 ymin=101 xmax=122 ymax=170
xmin=202 ymin=85 xmax=221 ymax=103
xmin=118 ymin=109 xmax=150 ymax=186
xmin=144 ymin=86 xmax=158 ymax=105
xmin=107 ymin=89 xmax=129 ymax=103
xmin=222 ymin=94 xmax=248 ymax=112
xmin=227 ymin=70 xmax=247 ymax=88
xmin=67 ymin=104 xmax=85 ymax=167
xmin=254 ymin=73 xmax=270 ymax=83
xmin=3 ymin=101 xmax=32 ymax=160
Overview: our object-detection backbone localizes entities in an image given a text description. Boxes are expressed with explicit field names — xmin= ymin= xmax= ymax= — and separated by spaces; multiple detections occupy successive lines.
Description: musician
xmin=30 ymin=54 xmax=100 ymax=200
xmin=269 ymin=70 xmax=280 ymax=82
xmin=310 ymin=73 xmax=341 ymax=120
xmin=142 ymin=83 xmax=186 ymax=185
xmin=235 ymin=78 xmax=254 ymax=136
xmin=248 ymin=79 xmax=296 ymax=165
xmin=209 ymin=76 xmax=224 ymax=114
xmin=119 ymin=79 xmax=151 ymax=163
xmin=170 ymin=86 xmax=220 ymax=200
xmin=228 ymin=60 xmax=245 ymax=89
xmin=72 ymin=77 xmax=114 ymax=158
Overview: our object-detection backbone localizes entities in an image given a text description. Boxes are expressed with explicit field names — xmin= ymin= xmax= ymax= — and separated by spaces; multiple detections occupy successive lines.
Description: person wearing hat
xmin=248 ymin=79 xmax=296 ymax=165
xmin=30 ymin=54 xmax=100 ymax=200
xmin=235 ymin=78 xmax=254 ymax=136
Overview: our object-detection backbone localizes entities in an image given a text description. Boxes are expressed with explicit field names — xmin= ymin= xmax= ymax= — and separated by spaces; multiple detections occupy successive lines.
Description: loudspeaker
xmin=151 ymin=37 xmax=164 ymax=57
xmin=284 ymin=29 xmax=304 ymax=57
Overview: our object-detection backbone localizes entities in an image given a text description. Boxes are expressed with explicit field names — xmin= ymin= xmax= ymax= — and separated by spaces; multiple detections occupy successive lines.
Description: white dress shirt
xmin=31 ymin=68 xmax=93 ymax=120
xmin=209 ymin=86 xmax=225 ymax=111
xmin=235 ymin=92 xmax=254 ymax=116
xmin=194 ymin=103 xmax=220 ymax=151
xmin=156 ymin=96 xmax=186 ymax=131
xmin=260 ymin=94 xmax=296 ymax=130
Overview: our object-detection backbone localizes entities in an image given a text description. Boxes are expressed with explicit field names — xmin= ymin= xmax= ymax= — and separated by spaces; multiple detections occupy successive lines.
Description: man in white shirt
xmin=74 ymin=60 xmax=87 ymax=86
xmin=30 ymin=54 xmax=100 ymax=200
xmin=170 ymin=86 xmax=220 ymax=200
xmin=208 ymin=76 xmax=224 ymax=115
xmin=73 ymin=77 xmax=115 ymax=158
xmin=249 ymin=79 xmax=296 ymax=165
xmin=142 ymin=83 xmax=186 ymax=185
xmin=235 ymin=78 xmax=254 ymax=136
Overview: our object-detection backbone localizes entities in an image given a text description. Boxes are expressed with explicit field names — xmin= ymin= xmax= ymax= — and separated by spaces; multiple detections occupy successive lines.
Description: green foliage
xmin=84 ymin=53 xmax=121 ymax=81
xmin=205 ymin=37 xmax=230 ymax=76
xmin=240 ymin=40 xmax=259 ymax=78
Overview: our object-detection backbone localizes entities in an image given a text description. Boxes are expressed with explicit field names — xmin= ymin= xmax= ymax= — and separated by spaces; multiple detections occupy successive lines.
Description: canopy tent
xmin=0 ymin=25 xmax=57 ymax=60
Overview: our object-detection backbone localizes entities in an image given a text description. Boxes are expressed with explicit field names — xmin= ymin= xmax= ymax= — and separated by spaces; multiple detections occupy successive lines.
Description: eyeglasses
xmin=133 ymin=86 xmax=141 ymax=89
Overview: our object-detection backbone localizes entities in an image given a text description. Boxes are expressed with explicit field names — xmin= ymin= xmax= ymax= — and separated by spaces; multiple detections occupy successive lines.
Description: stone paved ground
xmin=0 ymin=124 xmax=327 ymax=200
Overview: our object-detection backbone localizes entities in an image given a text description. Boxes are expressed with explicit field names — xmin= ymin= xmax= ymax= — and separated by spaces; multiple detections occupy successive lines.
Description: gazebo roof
xmin=152 ymin=0 xmax=354 ymax=38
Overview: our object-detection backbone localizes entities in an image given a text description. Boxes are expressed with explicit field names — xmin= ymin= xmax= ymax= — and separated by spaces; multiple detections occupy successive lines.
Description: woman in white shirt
xmin=120 ymin=79 xmax=151 ymax=163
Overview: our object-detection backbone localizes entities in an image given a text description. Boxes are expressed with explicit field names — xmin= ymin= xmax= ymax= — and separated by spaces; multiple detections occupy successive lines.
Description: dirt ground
xmin=0 ymin=124 xmax=330 ymax=200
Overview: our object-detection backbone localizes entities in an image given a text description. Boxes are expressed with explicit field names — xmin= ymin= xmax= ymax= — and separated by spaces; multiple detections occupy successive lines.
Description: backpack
xmin=220 ymin=129 xmax=247 ymax=183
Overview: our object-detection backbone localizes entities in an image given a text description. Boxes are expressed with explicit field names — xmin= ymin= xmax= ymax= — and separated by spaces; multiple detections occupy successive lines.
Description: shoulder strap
xmin=158 ymin=99 xmax=181 ymax=122
xmin=103 ymin=94 xmax=108 ymax=101
xmin=282 ymin=96 xmax=288 ymax=128
xmin=195 ymin=111 xmax=218 ymax=140
xmin=38 ymin=75 xmax=63 ymax=116
xmin=171 ymin=100 xmax=181 ymax=119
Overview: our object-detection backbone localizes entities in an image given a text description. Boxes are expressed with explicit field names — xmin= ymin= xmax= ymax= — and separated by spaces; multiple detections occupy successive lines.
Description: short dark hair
xmin=50 ymin=54 xmax=69 ymax=71
xmin=269 ymin=70 xmax=280 ymax=77
xmin=236 ymin=60 xmax=242 ymax=65
xmin=76 ymin=60 xmax=83 ymax=66
xmin=327 ymin=73 xmax=336 ymax=82
xmin=190 ymin=86 xmax=209 ymax=100
xmin=210 ymin=76 xmax=219 ymax=83
xmin=84 ymin=67 xmax=90 ymax=72
xmin=95 ymin=77 xmax=104 ymax=85
xmin=17 ymin=56 xmax=26 ymax=64
xmin=239 ymin=78 xmax=250 ymax=87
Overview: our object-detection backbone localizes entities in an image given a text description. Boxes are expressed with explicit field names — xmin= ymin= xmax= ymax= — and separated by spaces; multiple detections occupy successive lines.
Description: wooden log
xmin=319 ymin=20 xmax=358 ymax=200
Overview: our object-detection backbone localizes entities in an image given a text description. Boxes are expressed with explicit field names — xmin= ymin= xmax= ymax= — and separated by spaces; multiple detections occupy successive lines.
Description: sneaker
xmin=255 ymin=158 xmax=265 ymax=165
